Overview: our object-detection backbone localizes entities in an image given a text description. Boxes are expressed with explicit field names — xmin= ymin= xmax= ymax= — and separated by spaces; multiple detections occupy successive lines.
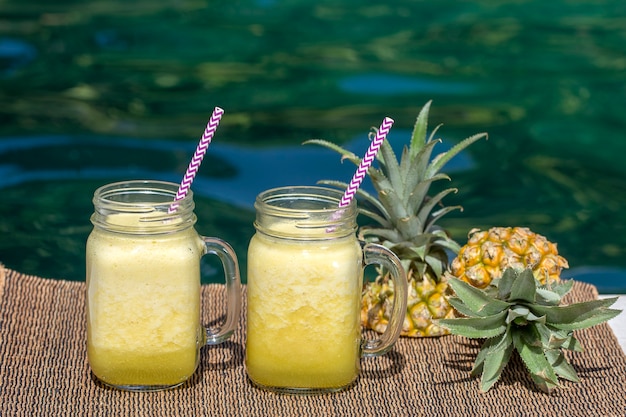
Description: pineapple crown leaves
xmin=303 ymin=101 xmax=487 ymax=244
xmin=438 ymin=268 xmax=622 ymax=393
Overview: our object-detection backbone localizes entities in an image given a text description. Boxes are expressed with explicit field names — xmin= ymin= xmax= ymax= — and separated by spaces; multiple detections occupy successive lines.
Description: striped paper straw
xmin=169 ymin=106 xmax=224 ymax=213
xmin=339 ymin=116 xmax=394 ymax=208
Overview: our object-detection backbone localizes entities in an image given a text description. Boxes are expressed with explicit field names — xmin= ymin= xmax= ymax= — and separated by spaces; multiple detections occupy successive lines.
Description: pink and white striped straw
xmin=339 ymin=116 xmax=394 ymax=208
xmin=168 ymin=106 xmax=224 ymax=213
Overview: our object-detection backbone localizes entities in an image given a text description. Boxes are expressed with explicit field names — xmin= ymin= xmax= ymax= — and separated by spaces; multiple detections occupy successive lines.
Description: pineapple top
xmin=305 ymin=101 xmax=487 ymax=280
xmin=440 ymin=268 xmax=621 ymax=393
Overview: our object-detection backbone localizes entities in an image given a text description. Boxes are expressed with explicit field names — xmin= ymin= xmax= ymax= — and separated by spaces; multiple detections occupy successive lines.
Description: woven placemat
xmin=1 ymin=263 xmax=625 ymax=417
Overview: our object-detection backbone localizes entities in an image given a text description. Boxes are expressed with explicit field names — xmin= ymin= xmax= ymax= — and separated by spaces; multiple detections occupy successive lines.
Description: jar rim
xmin=255 ymin=185 xmax=354 ymax=212
xmin=94 ymin=180 xmax=190 ymax=205
xmin=253 ymin=185 xmax=357 ymax=239
xmin=91 ymin=180 xmax=196 ymax=233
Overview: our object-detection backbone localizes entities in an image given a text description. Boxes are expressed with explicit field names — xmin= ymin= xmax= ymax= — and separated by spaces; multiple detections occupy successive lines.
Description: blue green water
xmin=1 ymin=0 xmax=625 ymax=292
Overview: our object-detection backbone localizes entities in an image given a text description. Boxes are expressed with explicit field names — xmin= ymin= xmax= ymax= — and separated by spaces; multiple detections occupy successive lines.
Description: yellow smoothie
xmin=86 ymin=212 xmax=203 ymax=388
xmin=246 ymin=230 xmax=363 ymax=390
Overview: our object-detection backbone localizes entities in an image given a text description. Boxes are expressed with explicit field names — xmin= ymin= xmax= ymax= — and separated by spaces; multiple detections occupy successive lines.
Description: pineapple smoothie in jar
xmin=86 ymin=180 xmax=241 ymax=391
xmin=247 ymin=226 xmax=362 ymax=389
xmin=246 ymin=186 xmax=407 ymax=394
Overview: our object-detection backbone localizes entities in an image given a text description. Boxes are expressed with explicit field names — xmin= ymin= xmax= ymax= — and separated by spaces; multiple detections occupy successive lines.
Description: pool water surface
xmin=1 ymin=0 xmax=625 ymax=292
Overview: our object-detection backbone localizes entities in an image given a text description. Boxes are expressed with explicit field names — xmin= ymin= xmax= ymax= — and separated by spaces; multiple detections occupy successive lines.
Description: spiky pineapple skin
xmin=450 ymin=227 xmax=569 ymax=289
xmin=361 ymin=271 xmax=455 ymax=337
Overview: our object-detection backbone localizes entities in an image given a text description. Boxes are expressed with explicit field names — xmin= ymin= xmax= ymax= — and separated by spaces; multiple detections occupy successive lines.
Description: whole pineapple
xmin=305 ymin=101 xmax=487 ymax=337
xmin=449 ymin=227 xmax=569 ymax=289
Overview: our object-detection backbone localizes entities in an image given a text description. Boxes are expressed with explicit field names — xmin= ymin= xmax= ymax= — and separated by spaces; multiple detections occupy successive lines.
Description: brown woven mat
xmin=1 ymin=263 xmax=625 ymax=417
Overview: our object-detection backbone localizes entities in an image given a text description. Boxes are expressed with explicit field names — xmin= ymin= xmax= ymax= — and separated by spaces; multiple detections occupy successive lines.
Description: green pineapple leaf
xmin=478 ymin=330 xmax=514 ymax=392
xmin=557 ymin=332 xmax=583 ymax=352
xmin=553 ymin=280 xmax=575 ymax=297
xmin=529 ymin=298 xmax=621 ymax=330
xmin=407 ymin=171 xmax=450 ymax=216
xmin=302 ymin=139 xmax=361 ymax=165
xmin=426 ymin=205 xmax=463 ymax=236
xmin=359 ymin=226 xmax=403 ymax=245
xmin=496 ymin=270 xmax=513 ymax=300
xmin=512 ymin=331 xmax=560 ymax=393
xmin=425 ymin=132 xmax=488 ymax=180
xmin=448 ymin=297 xmax=480 ymax=318
xmin=430 ymin=229 xmax=462 ymax=254
xmin=409 ymin=99 xmax=431 ymax=159
xmin=413 ymin=137 xmax=442 ymax=183
xmin=549 ymin=308 xmax=621 ymax=332
xmin=507 ymin=305 xmax=545 ymax=326
xmin=535 ymin=287 xmax=564 ymax=305
xmin=537 ymin=279 xmax=574 ymax=305
xmin=509 ymin=268 xmax=537 ymax=303
xmin=404 ymin=139 xmax=442 ymax=200
xmin=377 ymin=134 xmax=404 ymax=199
xmin=545 ymin=349 xmax=580 ymax=383
xmin=532 ymin=323 xmax=569 ymax=350
xmin=437 ymin=310 xmax=508 ymax=339
xmin=425 ymin=253 xmax=445 ymax=278
xmin=447 ymin=278 xmax=512 ymax=317
xmin=416 ymin=188 xmax=459 ymax=233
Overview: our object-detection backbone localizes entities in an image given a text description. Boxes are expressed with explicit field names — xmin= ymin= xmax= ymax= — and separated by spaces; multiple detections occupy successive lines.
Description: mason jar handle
xmin=200 ymin=237 xmax=242 ymax=345
xmin=360 ymin=242 xmax=408 ymax=357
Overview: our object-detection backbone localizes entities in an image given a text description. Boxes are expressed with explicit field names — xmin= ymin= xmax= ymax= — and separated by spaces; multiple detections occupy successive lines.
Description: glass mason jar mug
xmin=86 ymin=180 xmax=241 ymax=391
xmin=246 ymin=186 xmax=408 ymax=394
